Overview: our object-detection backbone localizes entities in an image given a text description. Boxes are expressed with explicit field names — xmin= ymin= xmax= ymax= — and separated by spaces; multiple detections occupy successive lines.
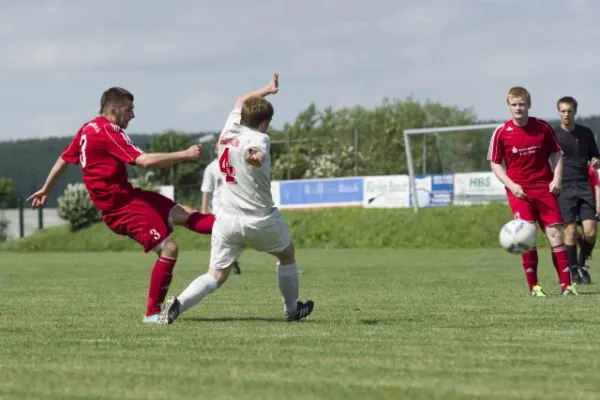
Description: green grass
xmin=2 ymin=249 xmax=600 ymax=399
xmin=1 ymin=203 xmax=553 ymax=252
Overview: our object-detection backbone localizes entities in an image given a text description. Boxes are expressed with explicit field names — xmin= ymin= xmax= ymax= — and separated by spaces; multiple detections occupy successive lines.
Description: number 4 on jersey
xmin=219 ymin=148 xmax=236 ymax=183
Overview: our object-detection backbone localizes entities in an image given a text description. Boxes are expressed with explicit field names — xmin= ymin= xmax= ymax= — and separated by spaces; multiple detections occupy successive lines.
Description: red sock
xmin=146 ymin=255 xmax=177 ymax=316
xmin=184 ymin=212 xmax=215 ymax=235
xmin=521 ymin=249 xmax=539 ymax=290
xmin=551 ymin=245 xmax=571 ymax=291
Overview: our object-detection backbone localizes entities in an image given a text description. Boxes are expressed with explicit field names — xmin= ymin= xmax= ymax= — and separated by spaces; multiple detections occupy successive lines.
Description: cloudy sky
xmin=0 ymin=0 xmax=598 ymax=141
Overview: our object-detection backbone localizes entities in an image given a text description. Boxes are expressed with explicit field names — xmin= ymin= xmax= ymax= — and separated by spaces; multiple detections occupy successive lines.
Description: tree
xmin=270 ymin=97 xmax=477 ymax=179
xmin=146 ymin=130 xmax=206 ymax=199
xmin=0 ymin=177 xmax=16 ymax=208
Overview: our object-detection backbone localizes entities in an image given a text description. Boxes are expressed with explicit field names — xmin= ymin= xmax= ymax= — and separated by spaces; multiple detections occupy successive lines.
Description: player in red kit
xmin=27 ymin=87 xmax=217 ymax=323
xmin=488 ymin=86 xmax=578 ymax=296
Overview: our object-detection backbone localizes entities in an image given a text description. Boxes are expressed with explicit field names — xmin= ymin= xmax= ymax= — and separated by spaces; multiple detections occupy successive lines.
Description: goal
xmin=403 ymin=123 xmax=501 ymax=212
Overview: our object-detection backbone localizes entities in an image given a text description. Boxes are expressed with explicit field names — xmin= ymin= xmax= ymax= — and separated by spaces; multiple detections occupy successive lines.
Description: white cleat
xmin=142 ymin=314 xmax=160 ymax=324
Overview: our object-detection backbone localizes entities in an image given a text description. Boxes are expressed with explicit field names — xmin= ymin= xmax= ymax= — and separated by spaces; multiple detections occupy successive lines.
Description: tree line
xmin=1 ymin=97 xmax=599 ymax=208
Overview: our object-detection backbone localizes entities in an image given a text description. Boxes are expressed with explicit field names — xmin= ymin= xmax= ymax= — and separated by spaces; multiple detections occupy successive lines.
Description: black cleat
xmin=286 ymin=300 xmax=314 ymax=321
xmin=232 ymin=261 xmax=242 ymax=275
xmin=570 ymin=266 xmax=584 ymax=286
xmin=158 ymin=296 xmax=181 ymax=325
xmin=580 ymin=265 xmax=592 ymax=284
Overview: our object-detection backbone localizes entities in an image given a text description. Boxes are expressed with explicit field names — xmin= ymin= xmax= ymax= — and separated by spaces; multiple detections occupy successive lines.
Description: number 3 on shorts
xmin=219 ymin=148 xmax=236 ymax=183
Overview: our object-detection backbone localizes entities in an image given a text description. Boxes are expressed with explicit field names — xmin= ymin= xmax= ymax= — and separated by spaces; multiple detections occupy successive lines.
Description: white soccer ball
xmin=499 ymin=220 xmax=537 ymax=254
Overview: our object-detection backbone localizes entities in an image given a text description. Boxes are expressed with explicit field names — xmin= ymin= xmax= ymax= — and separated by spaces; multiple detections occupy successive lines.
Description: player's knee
xmin=584 ymin=225 xmax=597 ymax=239
xmin=159 ymin=238 xmax=179 ymax=258
xmin=563 ymin=223 xmax=577 ymax=241
xmin=274 ymin=243 xmax=295 ymax=265
xmin=208 ymin=266 xmax=231 ymax=286
xmin=545 ymin=225 xmax=564 ymax=246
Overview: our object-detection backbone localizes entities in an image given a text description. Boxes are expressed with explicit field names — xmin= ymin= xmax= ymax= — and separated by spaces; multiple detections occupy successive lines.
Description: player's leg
xmin=170 ymin=203 xmax=215 ymax=234
xmin=577 ymin=185 xmax=597 ymax=283
xmin=536 ymin=191 xmax=577 ymax=295
xmin=144 ymin=238 xmax=179 ymax=323
xmin=171 ymin=203 xmax=242 ymax=274
xmin=507 ymin=193 xmax=543 ymax=295
xmin=557 ymin=185 xmax=583 ymax=284
xmin=102 ymin=201 xmax=178 ymax=322
xmin=248 ymin=210 xmax=314 ymax=320
xmin=159 ymin=216 xmax=243 ymax=325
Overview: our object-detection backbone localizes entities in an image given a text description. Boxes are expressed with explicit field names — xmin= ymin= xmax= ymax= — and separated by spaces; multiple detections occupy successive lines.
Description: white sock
xmin=277 ymin=263 xmax=299 ymax=314
xmin=177 ymin=274 xmax=219 ymax=313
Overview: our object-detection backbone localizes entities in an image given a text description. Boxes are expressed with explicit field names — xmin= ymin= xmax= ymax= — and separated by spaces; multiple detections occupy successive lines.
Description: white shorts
xmin=209 ymin=207 xmax=291 ymax=270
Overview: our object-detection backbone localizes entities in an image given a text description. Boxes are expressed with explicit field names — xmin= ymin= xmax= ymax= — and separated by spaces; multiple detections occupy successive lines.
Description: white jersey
xmin=217 ymin=108 xmax=274 ymax=214
xmin=201 ymin=158 xmax=222 ymax=212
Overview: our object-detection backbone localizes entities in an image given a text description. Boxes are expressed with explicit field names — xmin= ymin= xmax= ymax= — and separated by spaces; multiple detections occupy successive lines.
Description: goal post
xmin=403 ymin=123 xmax=501 ymax=212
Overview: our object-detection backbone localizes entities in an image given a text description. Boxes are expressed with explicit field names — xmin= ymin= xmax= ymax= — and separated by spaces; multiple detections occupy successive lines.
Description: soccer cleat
xmin=570 ymin=266 xmax=584 ymax=285
xmin=580 ymin=265 xmax=592 ymax=284
xmin=232 ymin=261 xmax=242 ymax=275
xmin=562 ymin=285 xmax=579 ymax=296
xmin=142 ymin=314 xmax=160 ymax=324
xmin=286 ymin=300 xmax=315 ymax=321
xmin=530 ymin=285 xmax=547 ymax=297
xmin=158 ymin=296 xmax=181 ymax=325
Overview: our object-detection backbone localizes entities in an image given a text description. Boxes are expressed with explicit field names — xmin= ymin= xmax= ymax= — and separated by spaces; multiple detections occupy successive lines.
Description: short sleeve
xmin=542 ymin=124 xmax=562 ymax=154
xmin=589 ymin=167 xmax=600 ymax=187
xmin=201 ymin=163 xmax=216 ymax=192
xmin=245 ymin=133 xmax=269 ymax=154
xmin=587 ymin=128 xmax=600 ymax=159
xmin=487 ymin=125 xmax=504 ymax=163
xmin=220 ymin=108 xmax=242 ymax=135
xmin=102 ymin=124 xmax=144 ymax=164
xmin=61 ymin=134 xmax=81 ymax=165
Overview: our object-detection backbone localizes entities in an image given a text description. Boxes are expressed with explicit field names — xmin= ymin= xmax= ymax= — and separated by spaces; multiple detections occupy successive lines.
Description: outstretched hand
xmin=27 ymin=188 xmax=49 ymax=210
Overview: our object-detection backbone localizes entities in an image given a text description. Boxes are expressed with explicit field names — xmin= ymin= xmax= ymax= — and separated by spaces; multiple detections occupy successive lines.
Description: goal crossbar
xmin=403 ymin=123 xmax=500 ymax=212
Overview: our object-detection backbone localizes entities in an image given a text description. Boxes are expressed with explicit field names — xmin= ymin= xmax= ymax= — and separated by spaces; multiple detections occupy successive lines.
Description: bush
xmin=0 ymin=218 xmax=9 ymax=242
xmin=130 ymin=171 xmax=159 ymax=191
xmin=57 ymin=183 xmax=101 ymax=231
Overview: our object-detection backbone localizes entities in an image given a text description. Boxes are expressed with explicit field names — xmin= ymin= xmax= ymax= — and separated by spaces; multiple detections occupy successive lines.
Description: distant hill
xmin=0 ymin=132 xmax=216 ymax=208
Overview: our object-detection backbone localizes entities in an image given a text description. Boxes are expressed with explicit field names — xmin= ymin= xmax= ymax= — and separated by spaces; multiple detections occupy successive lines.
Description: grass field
xmin=2 ymin=249 xmax=600 ymax=400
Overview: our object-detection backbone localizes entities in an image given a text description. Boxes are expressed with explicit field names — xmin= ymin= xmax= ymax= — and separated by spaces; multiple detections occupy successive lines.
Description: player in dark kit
xmin=28 ymin=87 xmax=220 ymax=324
xmin=488 ymin=86 xmax=577 ymax=296
xmin=554 ymin=96 xmax=600 ymax=285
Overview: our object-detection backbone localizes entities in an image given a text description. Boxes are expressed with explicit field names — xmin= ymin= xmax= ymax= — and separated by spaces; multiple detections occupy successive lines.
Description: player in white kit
xmin=201 ymin=141 xmax=241 ymax=274
xmin=160 ymin=73 xmax=314 ymax=324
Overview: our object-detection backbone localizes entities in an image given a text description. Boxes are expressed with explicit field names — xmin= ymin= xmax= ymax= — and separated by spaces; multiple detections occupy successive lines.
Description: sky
xmin=0 ymin=0 xmax=599 ymax=141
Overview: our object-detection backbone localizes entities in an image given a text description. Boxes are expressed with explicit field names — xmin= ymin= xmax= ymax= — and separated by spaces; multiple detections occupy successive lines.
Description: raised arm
xmin=234 ymin=73 xmax=279 ymax=109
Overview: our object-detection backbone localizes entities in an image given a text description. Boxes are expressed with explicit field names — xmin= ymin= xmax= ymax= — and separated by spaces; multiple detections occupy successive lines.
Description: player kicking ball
xmin=160 ymin=73 xmax=314 ymax=325
xmin=488 ymin=86 xmax=578 ymax=296
xmin=28 ymin=87 xmax=217 ymax=323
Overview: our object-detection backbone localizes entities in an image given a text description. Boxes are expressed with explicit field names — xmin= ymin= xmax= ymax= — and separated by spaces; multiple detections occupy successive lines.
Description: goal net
xmin=403 ymin=123 xmax=504 ymax=212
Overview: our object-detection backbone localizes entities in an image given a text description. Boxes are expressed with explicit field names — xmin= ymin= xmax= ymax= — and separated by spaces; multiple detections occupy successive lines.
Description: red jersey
xmin=61 ymin=116 xmax=145 ymax=212
xmin=487 ymin=117 xmax=562 ymax=190
xmin=588 ymin=166 xmax=600 ymax=202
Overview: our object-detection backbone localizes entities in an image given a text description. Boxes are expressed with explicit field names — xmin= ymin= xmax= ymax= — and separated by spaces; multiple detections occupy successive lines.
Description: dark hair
xmin=100 ymin=87 xmax=134 ymax=114
xmin=557 ymin=96 xmax=578 ymax=112
xmin=240 ymin=96 xmax=274 ymax=129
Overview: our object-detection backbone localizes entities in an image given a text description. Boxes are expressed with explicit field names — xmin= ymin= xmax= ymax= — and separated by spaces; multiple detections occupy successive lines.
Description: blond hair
xmin=506 ymin=86 xmax=531 ymax=106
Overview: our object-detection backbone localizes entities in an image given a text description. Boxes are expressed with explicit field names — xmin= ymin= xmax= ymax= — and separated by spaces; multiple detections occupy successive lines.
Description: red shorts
xmin=506 ymin=188 xmax=563 ymax=229
xmin=102 ymin=189 xmax=177 ymax=253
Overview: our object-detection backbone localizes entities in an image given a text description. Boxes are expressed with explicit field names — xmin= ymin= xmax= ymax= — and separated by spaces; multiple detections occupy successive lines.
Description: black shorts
xmin=559 ymin=181 xmax=597 ymax=224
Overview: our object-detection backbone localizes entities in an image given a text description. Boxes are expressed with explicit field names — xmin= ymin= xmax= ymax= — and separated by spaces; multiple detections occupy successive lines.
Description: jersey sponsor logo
xmin=512 ymin=145 xmax=540 ymax=156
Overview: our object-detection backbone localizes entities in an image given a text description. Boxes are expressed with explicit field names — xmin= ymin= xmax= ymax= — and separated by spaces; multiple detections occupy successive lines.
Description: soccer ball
xmin=499 ymin=220 xmax=537 ymax=254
